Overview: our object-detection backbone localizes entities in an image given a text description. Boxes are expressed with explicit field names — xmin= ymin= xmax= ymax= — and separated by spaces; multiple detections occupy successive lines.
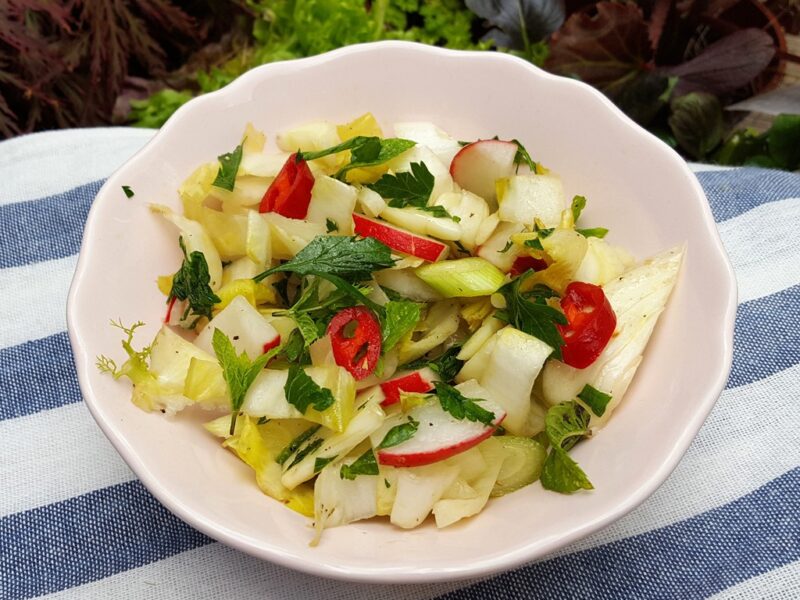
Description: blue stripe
xmin=0 ymin=481 xmax=212 ymax=600
xmin=696 ymin=168 xmax=800 ymax=223
xmin=0 ymin=180 xmax=102 ymax=269
xmin=436 ymin=467 xmax=800 ymax=600
xmin=0 ymin=332 xmax=82 ymax=421
xmin=728 ymin=284 xmax=800 ymax=389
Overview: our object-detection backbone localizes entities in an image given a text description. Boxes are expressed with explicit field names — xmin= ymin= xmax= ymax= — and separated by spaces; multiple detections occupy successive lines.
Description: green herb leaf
xmin=286 ymin=438 xmax=323 ymax=470
xmin=284 ymin=364 xmax=336 ymax=414
xmin=378 ymin=418 xmax=419 ymax=449
xmin=545 ymin=401 xmax=590 ymax=451
xmin=211 ymin=142 xmax=244 ymax=191
xmin=212 ymin=329 xmax=277 ymax=435
xmin=121 ymin=185 xmax=134 ymax=199
xmin=337 ymin=138 xmax=416 ymax=178
xmin=340 ymin=448 xmax=379 ymax=480
xmin=524 ymin=238 xmax=544 ymax=251
xmin=381 ymin=300 xmax=421 ymax=353
xmin=499 ymin=240 xmax=514 ymax=254
xmin=254 ymin=235 xmax=395 ymax=284
xmin=435 ymin=381 xmax=495 ymax=425
xmin=577 ymin=385 xmax=612 ymax=417
xmin=496 ymin=272 xmax=567 ymax=357
xmin=577 ymin=227 xmax=609 ymax=239
xmin=571 ymin=195 xmax=587 ymax=223
xmin=326 ymin=218 xmax=339 ymax=233
xmin=314 ymin=456 xmax=336 ymax=473
xmin=293 ymin=313 xmax=320 ymax=347
xmin=256 ymin=416 xmax=269 ymax=425
xmin=350 ymin=136 xmax=382 ymax=163
xmin=402 ymin=345 xmax=464 ymax=383
xmin=296 ymin=136 xmax=374 ymax=161
xmin=512 ymin=139 xmax=537 ymax=172
xmin=276 ymin=424 xmax=321 ymax=465
xmin=540 ymin=446 xmax=594 ymax=493
xmin=169 ymin=238 xmax=221 ymax=326
xmin=368 ymin=161 xmax=434 ymax=208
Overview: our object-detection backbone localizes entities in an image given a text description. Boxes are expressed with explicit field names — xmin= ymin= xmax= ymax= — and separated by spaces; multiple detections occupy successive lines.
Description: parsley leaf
xmin=121 ymin=185 xmax=134 ymax=198
xmin=540 ymin=447 xmax=594 ymax=493
xmin=211 ymin=142 xmax=244 ymax=191
xmin=295 ymin=136 xmax=415 ymax=180
xmin=577 ymin=227 xmax=609 ymax=239
xmin=340 ymin=448 xmax=379 ymax=480
xmin=212 ymin=329 xmax=277 ymax=435
xmin=254 ymin=235 xmax=395 ymax=283
xmin=381 ymin=300 xmax=421 ymax=353
xmin=368 ymin=161 xmax=434 ymax=208
xmin=337 ymin=138 xmax=416 ymax=179
xmin=326 ymin=218 xmax=338 ymax=233
xmin=512 ymin=139 xmax=538 ymax=173
xmin=577 ymin=385 xmax=612 ymax=417
xmin=571 ymin=195 xmax=587 ymax=223
xmin=284 ymin=364 xmax=335 ymax=414
xmin=169 ymin=238 xmax=221 ymax=327
xmin=276 ymin=424 xmax=321 ymax=465
xmin=420 ymin=205 xmax=460 ymax=222
xmin=496 ymin=272 xmax=567 ymax=358
xmin=435 ymin=382 xmax=495 ymax=426
xmin=378 ymin=418 xmax=419 ymax=449
xmin=499 ymin=240 xmax=514 ymax=253
xmin=402 ymin=346 xmax=464 ymax=383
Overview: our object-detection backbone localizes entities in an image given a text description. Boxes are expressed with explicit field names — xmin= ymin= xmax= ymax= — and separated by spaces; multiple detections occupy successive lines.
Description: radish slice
xmin=379 ymin=367 xmax=439 ymax=407
xmin=352 ymin=213 xmax=448 ymax=262
xmin=449 ymin=140 xmax=517 ymax=206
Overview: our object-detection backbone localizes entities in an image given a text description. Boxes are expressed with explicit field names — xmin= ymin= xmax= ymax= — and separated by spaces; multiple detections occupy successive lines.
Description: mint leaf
xmin=381 ymin=300 xmax=421 ymax=353
xmin=571 ymin=195 xmax=587 ymax=223
xmin=284 ymin=364 xmax=335 ymax=414
xmin=368 ymin=161 xmax=434 ymax=208
xmin=121 ymin=185 xmax=134 ymax=199
xmin=540 ymin=447 xmax=594 ymax=493
xmin=276 ymin=424 xmax=321 ymax=465
xmin=378 ymin=418 xmax=419 ymax=449
xmin=577 ymin=227 xmax=608 ymax=239
xmin=286 ymin=438 xmax=323 ymax=470
xmin=254 ymin=235 xmax=395 ymax=283
xmin=435 ymin=382 xmax=495 ymax=426
xmin=169 ymin=238 xmax=221 ymax=326
xmin=340 ymin=448 xmax=379 ymax=480
xmin=545 ymin=401 xmax=590 ymax=451
xmin=212 ymin=142 xmax=243 ymax=191
xmin=212 ymin=329 xmax=277 ymax=435
xmin=292 ymin=313 xmax=320 ymax=347
xmin=577 ymin=384 xmax=612 ymax=417
xmin=296 ymin=136 xmax=375 ymax=161
xmin=496 ymin=272 xmax=566 ymax=358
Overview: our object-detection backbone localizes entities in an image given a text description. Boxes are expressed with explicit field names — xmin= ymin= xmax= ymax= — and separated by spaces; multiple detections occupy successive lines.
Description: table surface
xmin=1 ymin=128 xmax=798 ymax=600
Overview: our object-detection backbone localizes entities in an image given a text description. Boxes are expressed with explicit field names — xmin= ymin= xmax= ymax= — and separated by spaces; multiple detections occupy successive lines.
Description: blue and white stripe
xmin=1 ymin=130 xmax=798 ymax=599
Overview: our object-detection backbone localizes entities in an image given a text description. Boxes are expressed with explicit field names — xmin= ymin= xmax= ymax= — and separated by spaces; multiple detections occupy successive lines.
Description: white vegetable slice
xmin=393 ymin=121 xmax=462 ymax=166
xmin=477 ymin=221 xmax=525 ymax=272
xmin=306 ymin=176 xmax=358 ymax=234
xmin=573 ymin=236 xmax=635 ymax=286
xmin=194 ymin=295 xmax=279 ymax=359
xmin=456 ymin=326 xmax=552 ymax=434
xmin=150 ymin=204 xmax=222 ymax=290
xmin=314 ymin=460 xmax=378 ymax=538
xmin=541 ymin=246 xmax=685 ymax=429
xmin=434 ymin=190 xmax=492 ymax=250
xmin=357 ymin=187 xmax=387 ymax=218
xmin=260 ymin=212 xmax=326 ymax=259
xmin=390 ymin=463 xmax=460 ymax=529
xmin=497 ymin=174 xmax=565 ymax=227
xmin=276 ymin=120 xmax=341 ymax=170
xmin=379 ymin=206 xmax=462 ymax=241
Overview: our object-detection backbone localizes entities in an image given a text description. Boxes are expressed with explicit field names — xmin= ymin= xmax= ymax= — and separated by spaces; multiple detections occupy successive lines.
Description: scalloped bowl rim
xmin=67 ymin=41 xmax=737 ymax=583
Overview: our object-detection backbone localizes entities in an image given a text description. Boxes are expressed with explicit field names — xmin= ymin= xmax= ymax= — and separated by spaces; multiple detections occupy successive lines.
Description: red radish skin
xmin=352 ymin=213 xmax=448 ymax=262
xmin=262 ymin=335 xmax=281 ymax=354
xmin=378 ymin=414 xmax=505 ymax=468
xmin=379 ymin=370 xmax=437 ymax=407
xmin=164 ymin=296 xmax=178 ymax=323
xmin=449 ymin=140 xmax=518 ymax=202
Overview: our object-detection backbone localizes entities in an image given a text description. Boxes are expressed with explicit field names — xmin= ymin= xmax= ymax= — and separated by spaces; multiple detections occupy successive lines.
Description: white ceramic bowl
xmin=67 ymin=41 xmax=736 ymax=583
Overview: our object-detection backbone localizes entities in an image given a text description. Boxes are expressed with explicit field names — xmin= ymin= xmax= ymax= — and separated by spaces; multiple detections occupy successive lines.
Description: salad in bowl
xmin=98 ymin=112 xmax=683 ymax=543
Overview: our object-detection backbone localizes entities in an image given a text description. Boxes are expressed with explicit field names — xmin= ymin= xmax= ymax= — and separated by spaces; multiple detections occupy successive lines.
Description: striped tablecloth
xmin=1 ymin=128 xmax=798 ymax=599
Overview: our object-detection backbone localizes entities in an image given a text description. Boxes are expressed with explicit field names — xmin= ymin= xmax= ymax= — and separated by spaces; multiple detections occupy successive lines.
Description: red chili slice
xmin=258 ymin=153 xmax=315 ymax=219
xmin=557 ymin=282 xmax=616 ymax=369
xmin=510 ymin=255 xmax=547 ymax=276
xmin=327 ymin=306 xmax=382 ymax=381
